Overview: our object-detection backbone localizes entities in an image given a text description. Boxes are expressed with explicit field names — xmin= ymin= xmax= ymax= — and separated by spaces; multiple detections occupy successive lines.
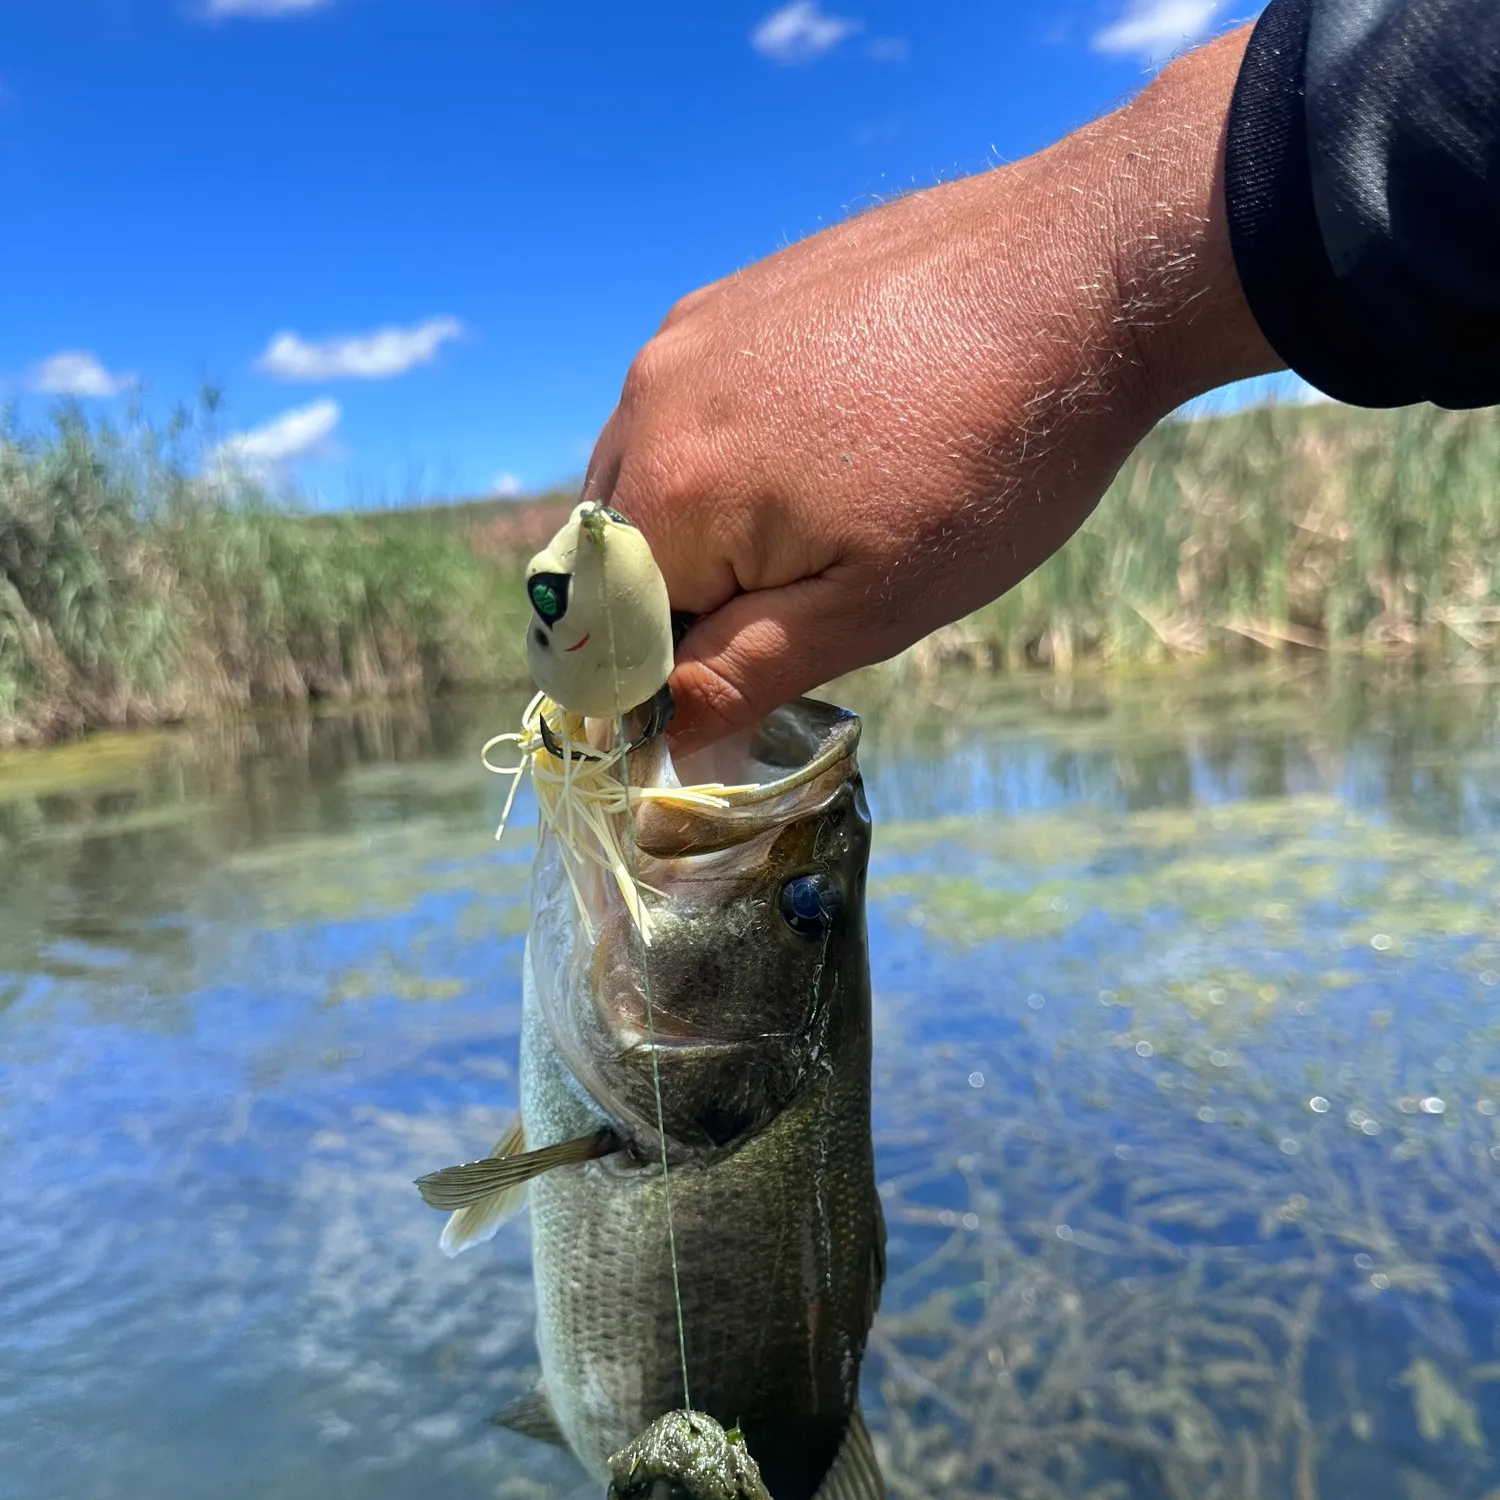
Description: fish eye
xmin=528 ymin=571 xmax=570 ymax=624
xmin=778 ymin=873 xmax=843 ymax=939
xmin=599 ymin=504 xmax=630 ymax=525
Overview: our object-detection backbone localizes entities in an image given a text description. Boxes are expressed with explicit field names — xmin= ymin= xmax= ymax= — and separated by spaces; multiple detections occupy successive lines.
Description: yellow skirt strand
xmin=482 ymin=691 xmax=754 ymax=945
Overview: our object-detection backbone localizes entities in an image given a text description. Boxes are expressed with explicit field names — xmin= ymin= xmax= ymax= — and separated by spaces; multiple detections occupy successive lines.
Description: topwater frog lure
xmin=481 ymin=500 xmax=753 ymax=944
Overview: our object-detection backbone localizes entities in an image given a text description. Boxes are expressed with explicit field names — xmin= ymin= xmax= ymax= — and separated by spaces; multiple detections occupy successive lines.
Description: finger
xmin=619 ymin=475 xmax=753 ymax=618
xmin=666 ymin=571 xmax=899 ymax=753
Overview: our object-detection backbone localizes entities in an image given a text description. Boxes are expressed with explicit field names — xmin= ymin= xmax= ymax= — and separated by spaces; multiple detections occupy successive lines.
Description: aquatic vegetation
xmin=9 ymin=670 xmax=1500 ymax=1499
xmin=911 ymin=400 xmax=1500 ymax=678
xmin=857 ymin=719 xmax=1500 ymax=1496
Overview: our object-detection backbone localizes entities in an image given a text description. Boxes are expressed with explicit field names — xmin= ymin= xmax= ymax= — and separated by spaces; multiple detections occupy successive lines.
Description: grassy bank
xmin=0 ymin=406 xmax=545 ymax=746
xmin=4 ymin=397 xmax=1500 ymax=746
xmin=916 ymin=398 xmax=1500 ymax=675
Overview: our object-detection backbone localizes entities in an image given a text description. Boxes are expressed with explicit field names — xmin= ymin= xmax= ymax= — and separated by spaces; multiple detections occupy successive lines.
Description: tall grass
xmin=913 ymin=400 xmax=1500 ymax=675
xmin=0 ymin=402 xmax=529 ymax=745
xmin=4 ymin=396 xmax=1500 ymax=746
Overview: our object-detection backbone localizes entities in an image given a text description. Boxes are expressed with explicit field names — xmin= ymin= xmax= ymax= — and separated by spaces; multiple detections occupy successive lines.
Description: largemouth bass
xmin=418 ymin=698 xmax=885 ymax=1499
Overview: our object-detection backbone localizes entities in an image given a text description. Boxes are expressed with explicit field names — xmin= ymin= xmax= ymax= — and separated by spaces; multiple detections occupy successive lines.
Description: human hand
xmin=586 ymin=28 xmax=1278 ymax=751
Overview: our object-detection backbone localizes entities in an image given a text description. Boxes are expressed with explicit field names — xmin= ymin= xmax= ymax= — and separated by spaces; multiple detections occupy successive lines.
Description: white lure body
xmin=524 ymin=502 xmax=673 ymax=720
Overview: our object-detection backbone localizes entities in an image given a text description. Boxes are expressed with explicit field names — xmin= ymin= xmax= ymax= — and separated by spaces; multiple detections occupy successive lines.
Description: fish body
xmin=425 ymin=699 xmax=884 ymax=1499
xmin=524 ymin=700 xmax=882 ymax=1498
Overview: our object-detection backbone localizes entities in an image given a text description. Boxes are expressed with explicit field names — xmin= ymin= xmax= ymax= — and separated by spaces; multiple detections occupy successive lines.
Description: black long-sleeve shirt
xmin=1225 ymin=0 xmax=1500 ymax=408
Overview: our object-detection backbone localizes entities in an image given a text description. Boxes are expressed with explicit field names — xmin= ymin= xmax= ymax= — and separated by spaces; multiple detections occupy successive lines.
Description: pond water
xmin=5 ymin=665 xmax=1500 ymax=1500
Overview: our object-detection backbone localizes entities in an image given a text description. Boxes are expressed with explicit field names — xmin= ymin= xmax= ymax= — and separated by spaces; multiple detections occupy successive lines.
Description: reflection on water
xmin=5 ymin=666 xmax=1500 ymax=1499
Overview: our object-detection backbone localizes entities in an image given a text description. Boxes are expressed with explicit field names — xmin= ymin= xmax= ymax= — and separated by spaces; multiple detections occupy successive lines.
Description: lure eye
xmin=528 ymin=571 xmax=570 ymax=625
xmin=779 ymin=873 xmax=844 ymax=940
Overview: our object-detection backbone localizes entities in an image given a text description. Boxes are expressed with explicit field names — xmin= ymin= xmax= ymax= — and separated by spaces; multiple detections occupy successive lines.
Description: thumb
xmin=666 ymin=573 xmax=897 ymax=753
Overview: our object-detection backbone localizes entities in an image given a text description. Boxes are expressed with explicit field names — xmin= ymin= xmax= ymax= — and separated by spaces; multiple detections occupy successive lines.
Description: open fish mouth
xmin=528 ymin=698 xmax=865 ymax=1146
xmin=631 ymin=701 xmax=863 ymax=859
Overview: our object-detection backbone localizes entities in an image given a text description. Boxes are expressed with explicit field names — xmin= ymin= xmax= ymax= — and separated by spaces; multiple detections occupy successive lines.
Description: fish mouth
xmin=529 ymin=697 xmax=863 ymax=1146
xmin=633 ymin=697 xmax=861 ymax=859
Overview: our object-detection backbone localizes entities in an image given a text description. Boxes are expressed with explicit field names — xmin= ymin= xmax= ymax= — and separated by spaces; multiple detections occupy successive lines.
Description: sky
xmin=0 ymin=0 xmax=1293 ymax=508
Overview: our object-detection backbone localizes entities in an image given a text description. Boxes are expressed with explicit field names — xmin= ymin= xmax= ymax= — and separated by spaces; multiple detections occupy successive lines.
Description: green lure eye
xmin=528 ymin=572 xmax=570 ymax=624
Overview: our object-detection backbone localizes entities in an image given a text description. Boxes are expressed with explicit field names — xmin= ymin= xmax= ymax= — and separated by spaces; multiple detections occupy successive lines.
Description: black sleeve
xmin=1224 ymin=0 xmax=1500 ymax=409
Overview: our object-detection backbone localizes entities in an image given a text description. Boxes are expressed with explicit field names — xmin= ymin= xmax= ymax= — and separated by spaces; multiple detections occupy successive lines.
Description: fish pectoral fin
xmin=439 ymin=1116 xmax=528 ymax=1257
xmin=491 ymin=1384 xmax=567 ymax=1448
xmin=814 ymin=1409 xmax=885 ymax=1500
xmin=415 ymin=1127 xmax=621 ymax=1212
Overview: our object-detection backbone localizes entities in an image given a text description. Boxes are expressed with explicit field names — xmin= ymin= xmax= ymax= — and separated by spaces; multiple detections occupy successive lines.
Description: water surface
xmin=5 ymin=666 xmax=1500 ymax=1500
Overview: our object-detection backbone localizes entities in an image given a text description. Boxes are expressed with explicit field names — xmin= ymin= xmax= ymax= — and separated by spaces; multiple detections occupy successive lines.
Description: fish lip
xmin=633 ymin=698 xmax=863 ymax=859
xmin=615 ymin=1034 xmax=789 ymax=1059
xmin=694 ymin=698 xmax=861 ymax=807
xmin=563 ymin=632 xmax=591 ymax=653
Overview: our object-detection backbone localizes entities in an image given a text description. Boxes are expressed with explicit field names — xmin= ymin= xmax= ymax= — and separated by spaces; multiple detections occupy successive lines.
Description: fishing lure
xmin=483 ymin=501 xmax=752 ymax=944
xmin=524 ymin=500 xmax=675 ymax=730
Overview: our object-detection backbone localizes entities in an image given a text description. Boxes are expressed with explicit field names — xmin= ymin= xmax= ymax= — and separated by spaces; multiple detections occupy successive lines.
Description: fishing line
xmin=599 ymin=522 xmax=694 ymax=1415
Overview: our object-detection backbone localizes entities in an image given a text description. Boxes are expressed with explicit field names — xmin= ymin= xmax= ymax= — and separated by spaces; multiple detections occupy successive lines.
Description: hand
xmin=586 ymin=28 xmax=1278 ymax=751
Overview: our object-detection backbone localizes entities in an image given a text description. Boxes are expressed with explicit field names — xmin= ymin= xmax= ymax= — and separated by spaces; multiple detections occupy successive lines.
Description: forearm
xmin=899 ymin=25 xmax=1278 ymax=480
xmin=1099 ymin=24 xmax=1283 ymax=419
xmin=588 ymin=24 xmax=1283 ymax=748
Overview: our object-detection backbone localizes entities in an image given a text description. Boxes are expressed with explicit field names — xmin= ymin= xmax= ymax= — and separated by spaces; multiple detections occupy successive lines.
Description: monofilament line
xmin=611 ymin=733 xmax=693 ymax=1413
xmin=596 ymin=519 xmax=692 ymax=1414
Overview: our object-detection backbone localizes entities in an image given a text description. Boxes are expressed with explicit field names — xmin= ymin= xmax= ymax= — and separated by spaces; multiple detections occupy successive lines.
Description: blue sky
xmin=0 ymin=0 xmax=1282 ymax=508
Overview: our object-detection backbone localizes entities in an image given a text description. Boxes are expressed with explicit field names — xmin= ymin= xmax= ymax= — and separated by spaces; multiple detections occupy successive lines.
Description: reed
xmin=914 ymin=400 xmax=1500 ymax=676
xmin=0 ymin=401 xmax=533 ymax=745
xmin=4 ymin=395 xmax=1500 ymax=746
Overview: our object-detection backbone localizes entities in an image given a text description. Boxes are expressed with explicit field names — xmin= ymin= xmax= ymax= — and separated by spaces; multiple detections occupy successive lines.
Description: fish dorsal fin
xmin=439 ymin=1116 xmax=528 ymax=1257
xmin=814 ymin=1410 xmax=885 ymax=1500
xmin=415 ymin=1127 xmax=621 ymax=1212
xmin=491 ymin=1384 xmax=567 ymax=1448
xmin=868 ymin=1192 xmax=887 ymax=1325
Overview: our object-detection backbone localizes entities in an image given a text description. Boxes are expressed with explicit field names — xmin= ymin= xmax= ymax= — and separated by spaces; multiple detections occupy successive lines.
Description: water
xmin=5 ymin=666 xmax=1500 ymax=1500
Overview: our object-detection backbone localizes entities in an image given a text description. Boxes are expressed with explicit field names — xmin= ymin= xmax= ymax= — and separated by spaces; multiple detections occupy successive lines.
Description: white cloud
xmin=27 ymin=350 xmax=134 ymax=398
xmin=751 ymin=2 xmax=862 ymax=64
xmin=200 ymin=0 xmax=335 ymax=18
xmin=1092 ymin=0 xmax=1226 ymax=64
xmin=866 ymin=36 xmax=909 ymax=62
xmin=215 ymin=399 xmax=342 ymax=475
xmin=256 ymin=317 xmax=464 ymax=382
xmin=490 ymin=473 xmax=524 ymax=499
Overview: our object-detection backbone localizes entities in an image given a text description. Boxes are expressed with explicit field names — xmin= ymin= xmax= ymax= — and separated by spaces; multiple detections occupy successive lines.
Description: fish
xmin=417 ymin=697 xmax=885 ymax=1500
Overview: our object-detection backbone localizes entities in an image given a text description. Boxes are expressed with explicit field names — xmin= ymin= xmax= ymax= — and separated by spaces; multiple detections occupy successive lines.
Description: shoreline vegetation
xmin=4 ymin=396 xmax=1500 ymax=748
